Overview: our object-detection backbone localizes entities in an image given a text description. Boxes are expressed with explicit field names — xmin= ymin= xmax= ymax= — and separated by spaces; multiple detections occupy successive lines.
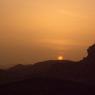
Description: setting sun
xmin=0 ymin=0 xmax=95 ymax=68
xmin=57 ymin=56 xmax=64 ymax=60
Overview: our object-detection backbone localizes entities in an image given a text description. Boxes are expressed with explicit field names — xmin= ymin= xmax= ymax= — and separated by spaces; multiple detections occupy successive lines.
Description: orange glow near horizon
xmin=57 ymin=56 xmax=64 ymax=61
xmin=0 ymin=0 xmax=95 ymax=68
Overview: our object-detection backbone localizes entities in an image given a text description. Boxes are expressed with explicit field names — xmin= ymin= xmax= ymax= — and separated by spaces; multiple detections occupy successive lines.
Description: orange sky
xmin=0 ymin=0 xmax=95 ymax=68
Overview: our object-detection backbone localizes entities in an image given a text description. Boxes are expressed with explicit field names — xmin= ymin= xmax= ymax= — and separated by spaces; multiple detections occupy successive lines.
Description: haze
xmin=0 ymin=0 xmax=95 ymax=68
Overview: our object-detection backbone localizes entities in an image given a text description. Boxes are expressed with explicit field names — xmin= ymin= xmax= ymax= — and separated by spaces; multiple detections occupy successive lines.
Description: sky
xmin=0 ymin=0 xmax=95 ymax=68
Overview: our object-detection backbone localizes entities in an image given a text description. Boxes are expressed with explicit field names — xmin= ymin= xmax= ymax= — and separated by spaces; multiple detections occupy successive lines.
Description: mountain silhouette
xmin=81 ymin=44 xmax=95 ymax=63
xmin=0 ymin=44 xmax=95 ymax=95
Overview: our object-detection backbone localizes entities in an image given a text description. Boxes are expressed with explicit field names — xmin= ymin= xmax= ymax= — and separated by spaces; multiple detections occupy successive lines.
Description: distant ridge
xmin=0 ymin=44 xmax=95 ymax=95
xmin=0 ymin=44 xmax=95 ymax=85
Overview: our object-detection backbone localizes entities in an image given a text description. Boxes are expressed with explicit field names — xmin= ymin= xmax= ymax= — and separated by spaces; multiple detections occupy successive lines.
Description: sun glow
xmin=57 ymin=56 xmax=64 ymax=60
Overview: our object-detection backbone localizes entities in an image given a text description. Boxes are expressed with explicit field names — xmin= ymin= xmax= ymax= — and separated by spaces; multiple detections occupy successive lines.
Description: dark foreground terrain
xmin=0 ymin=44 xmax=95 ymax=95
xmin=0 ymin=77 xmax=95 ymax=95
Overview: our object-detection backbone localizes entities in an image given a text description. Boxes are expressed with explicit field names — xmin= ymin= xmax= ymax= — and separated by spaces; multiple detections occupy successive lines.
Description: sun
xmin=57 ymin=56 xmax=64 ymax=60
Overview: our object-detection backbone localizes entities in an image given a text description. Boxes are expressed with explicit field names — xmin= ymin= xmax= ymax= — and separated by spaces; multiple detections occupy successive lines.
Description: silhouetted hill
xmin=0 ymin=44 xmax=95 ymax=83
xmin=0 ymin=44 xmax=95 ymax=94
